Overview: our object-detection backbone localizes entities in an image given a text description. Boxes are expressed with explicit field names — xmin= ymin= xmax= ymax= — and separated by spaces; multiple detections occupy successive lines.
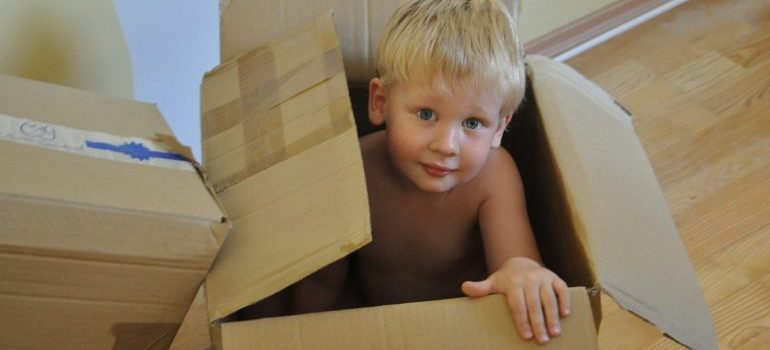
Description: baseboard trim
xmin=524 ymin=0 xmax=684 ymax=58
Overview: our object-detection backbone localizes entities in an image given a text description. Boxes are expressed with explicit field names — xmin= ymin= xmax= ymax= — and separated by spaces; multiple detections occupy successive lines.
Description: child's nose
xmin=429 ymin=125 xmax=459 ymax=156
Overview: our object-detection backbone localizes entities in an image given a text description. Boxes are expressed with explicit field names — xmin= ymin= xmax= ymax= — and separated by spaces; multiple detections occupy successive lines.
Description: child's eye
xmin=463 ymin=118 xmax=482 ymax=130
xmin=417 ymin=109 xmax=436 ymax=121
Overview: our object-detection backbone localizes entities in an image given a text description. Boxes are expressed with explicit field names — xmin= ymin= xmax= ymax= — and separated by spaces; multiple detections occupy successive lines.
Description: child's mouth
xmin=420 ymin=163 xmax=454 ymax=177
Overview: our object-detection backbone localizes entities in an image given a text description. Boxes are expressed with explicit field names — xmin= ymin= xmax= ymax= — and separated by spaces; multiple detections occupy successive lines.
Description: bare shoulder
xmin=358 ymin=130 xmax=394 ymax=195
xmin=359 ymin=131 xmax=385 ymax=159
xmin=358 ymin=130 xmax=387 ymax=172
xmin=474 ymin=147 xmax=523 ymax=195
xmin=486 ymin=147 xmax=519 ymax=172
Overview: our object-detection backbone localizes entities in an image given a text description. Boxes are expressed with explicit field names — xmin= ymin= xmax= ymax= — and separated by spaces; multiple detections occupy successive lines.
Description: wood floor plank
xmin=596 ymin=297 xmax=664 ymax=350
xmin=567 ymin=0 xmax=770 ymax=348
xmin=663 ymin=51 xmax=746 ymax=96
xmin=676 ymin=163 xmax=770 ymax=263
xmin=662 ymin=137 xmax=770 ymax=216
xmin=700 ymin=59 xmax=770 ymax=117
xmin=722 ymin=24 xmax=770 ymax=68
xmin=645 ymin=98 xmax=770 ymax=190
xmin=567 ymin=24 xmax=672 ymax=77
xmin=591 ymin=59 xmax=658 ymax=99
xmin=711 ymin=282 xmax=770 ymax=349
xmin=635 ymin=40 xmax=706 ymax=76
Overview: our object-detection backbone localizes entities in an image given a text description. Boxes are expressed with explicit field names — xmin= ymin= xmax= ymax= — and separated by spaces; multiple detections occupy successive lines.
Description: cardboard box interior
xmin=0 ymin=74 xmax=228 ymax=349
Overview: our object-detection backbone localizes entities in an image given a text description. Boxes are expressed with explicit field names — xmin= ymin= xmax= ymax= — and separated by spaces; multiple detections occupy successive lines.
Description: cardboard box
xmin=189 ymin=5 xmax=718 ymax=349
xmin=0 ymin=74 xmax=229 ymax=349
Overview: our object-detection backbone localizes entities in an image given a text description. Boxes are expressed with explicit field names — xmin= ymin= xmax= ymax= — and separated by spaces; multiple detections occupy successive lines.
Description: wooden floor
xmin=567 ymin=0 xmax=770 ymax=348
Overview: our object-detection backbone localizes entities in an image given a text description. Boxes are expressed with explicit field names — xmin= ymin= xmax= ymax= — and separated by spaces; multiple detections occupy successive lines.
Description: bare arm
xmin=477 ymin=149 xmax=541 ymax=269
xmin=236 ymin=257 xmax=349 ymax=320
xmin=291 ymin=256 xmax=350 ymax=314
xmin=462 ymin=149 xmax=570 ymax=345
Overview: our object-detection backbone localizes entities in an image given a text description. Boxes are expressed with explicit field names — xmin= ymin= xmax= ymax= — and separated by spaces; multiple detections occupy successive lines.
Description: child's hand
xmin=461 ymin=257 xmax=571 ymax=344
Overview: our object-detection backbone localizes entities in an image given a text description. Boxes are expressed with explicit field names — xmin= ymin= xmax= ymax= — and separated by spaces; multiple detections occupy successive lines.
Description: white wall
xmin=0 ymin=0 xmax=134 ymax=99
xmin=113 ymin=0 xmax=219 ymax=162
xmin=519 ymin=0 xmax=617 ymax=42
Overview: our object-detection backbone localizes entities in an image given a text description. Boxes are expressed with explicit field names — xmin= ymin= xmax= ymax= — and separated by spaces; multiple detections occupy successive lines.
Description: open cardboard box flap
xmin=221 ymin=288 xmax=596 ymax=349
xmin=202 ymin=14 xmax=372 ymax=322
xmin=526 ymin=55 xmax=717 ymax=349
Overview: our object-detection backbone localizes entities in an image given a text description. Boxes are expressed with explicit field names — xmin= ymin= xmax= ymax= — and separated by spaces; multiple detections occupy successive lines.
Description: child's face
xmin=369 ymin=76 xmax=510 ymax=193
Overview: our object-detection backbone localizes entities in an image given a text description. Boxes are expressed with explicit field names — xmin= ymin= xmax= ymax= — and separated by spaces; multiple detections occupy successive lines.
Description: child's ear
xmin=368 ymin=78 xmax=387 ymax=126
xmin=492 ymin=114 xmax=512 ymax=148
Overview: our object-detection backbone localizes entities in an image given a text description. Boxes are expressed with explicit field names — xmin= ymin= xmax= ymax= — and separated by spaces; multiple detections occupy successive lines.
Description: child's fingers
xmin=553 ymin=278 xmax=571 ymax=317
xmin=540 ymin=283 xmax=562 ymax=337
xmin=525 ymin=285 xmax=550 ymax=344
xmin=506 ymin=286 xmax=533 ymax=340
xmin=460 ymin=279 xmax=495 ymax=298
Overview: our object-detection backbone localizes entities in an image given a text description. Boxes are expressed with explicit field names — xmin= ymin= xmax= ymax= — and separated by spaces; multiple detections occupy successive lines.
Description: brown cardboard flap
xmin=220 ymin=0 xmax=397 ymax=84
xmin=205 ymin=128 xmax=370 ymax=320
xmin=0 ymin=74 xmax=223 ymax=223
xmin=221 ymin=287 xmax=596 ymax=349
xmin=169 ymin=285 xmax=213 ymax=350
xmin=202 ymin=15 xmax=371 ymax=322
xmin=0 ymin=292 xmax=184 ymax=350
xmin=526 ymin=55 xmax=717 ymax=349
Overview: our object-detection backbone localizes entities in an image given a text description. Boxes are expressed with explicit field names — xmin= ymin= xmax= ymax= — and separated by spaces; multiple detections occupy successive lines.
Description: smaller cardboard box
xmin=0 ymin=74 xmax=229 ymax=349
xmin=191 ymin=8 xmax=718 ymax=350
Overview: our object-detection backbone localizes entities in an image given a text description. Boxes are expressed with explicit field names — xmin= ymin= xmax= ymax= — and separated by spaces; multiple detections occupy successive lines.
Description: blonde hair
xmin=376 ymin=0 xmax=526 ymax=116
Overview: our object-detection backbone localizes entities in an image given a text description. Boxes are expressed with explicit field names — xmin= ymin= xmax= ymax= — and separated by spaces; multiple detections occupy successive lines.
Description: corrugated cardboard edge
xmin=220 ymin=287 xmax=596 ymax=350
xmin=517 ymin=62 xmax=604 ymax=330
xmin=169 ymin=284 xmax=214 ymax=350
xmin=152 ymin=136 xmax=230 ymax=348
xmin=527 ymin=55 xmax=718 ymax=349
xmin=154 ymin=133 xmax=230 ymax=226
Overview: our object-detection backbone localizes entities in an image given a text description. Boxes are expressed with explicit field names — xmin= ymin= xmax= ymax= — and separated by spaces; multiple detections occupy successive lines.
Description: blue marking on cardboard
xmin=85 ymin=141 xmax=187 ymax=162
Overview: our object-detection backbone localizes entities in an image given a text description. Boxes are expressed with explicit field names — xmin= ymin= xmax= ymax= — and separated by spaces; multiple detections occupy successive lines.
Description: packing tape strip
xmin=200 ymin=28 xmax=344 ymax=140
xmin=201 ymin=16 xmax=352 ymax=193
xmin=0 ymin=113 xmax=195 ymax=172
xmin=211 ymin=96 xmax=353 ymax=193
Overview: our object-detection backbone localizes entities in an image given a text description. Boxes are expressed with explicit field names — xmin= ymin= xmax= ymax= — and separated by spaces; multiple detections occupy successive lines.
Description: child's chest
xmin=359 ymin=184 xmax=486 ymax=275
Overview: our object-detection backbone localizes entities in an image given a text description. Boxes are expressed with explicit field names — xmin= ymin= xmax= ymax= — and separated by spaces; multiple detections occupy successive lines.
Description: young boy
xmin=359 ymin=0 xmax=571 ymax=344
xmin=243 ymin=0 xmax=571 ymax=345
